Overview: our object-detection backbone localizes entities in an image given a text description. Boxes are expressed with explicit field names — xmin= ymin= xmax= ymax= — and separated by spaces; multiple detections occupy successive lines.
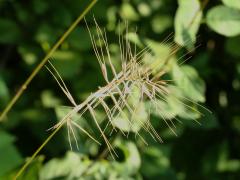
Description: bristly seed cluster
xmin=46 ymin=19 xmax=205 ymax=158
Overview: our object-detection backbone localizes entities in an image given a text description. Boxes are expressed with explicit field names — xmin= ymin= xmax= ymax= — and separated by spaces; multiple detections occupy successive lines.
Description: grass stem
xmin=13 ymin=123 xmax=64 ymax=179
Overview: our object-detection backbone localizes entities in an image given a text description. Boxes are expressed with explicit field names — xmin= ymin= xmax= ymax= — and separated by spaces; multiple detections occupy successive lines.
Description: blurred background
xmin=0 ymin=0 xmax=240 ymax=179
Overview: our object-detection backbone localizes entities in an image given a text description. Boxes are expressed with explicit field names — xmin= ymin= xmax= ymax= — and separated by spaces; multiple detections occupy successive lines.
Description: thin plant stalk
xmin=0 ymin=0 xmax=98 ymax=122
xmin=13 ymin=123 xmax=64 ymax=180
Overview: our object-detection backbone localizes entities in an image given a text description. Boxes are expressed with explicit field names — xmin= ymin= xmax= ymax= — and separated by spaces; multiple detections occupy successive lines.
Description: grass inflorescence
xmin=14 ymin=17 xmax=210 ymax=180
xmin=46 ymin=19 xmax=209 ymax=158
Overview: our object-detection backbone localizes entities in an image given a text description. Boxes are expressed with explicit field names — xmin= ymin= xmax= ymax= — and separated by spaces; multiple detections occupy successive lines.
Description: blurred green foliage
xmin=0 ymin=0 xmax=240 ymax=179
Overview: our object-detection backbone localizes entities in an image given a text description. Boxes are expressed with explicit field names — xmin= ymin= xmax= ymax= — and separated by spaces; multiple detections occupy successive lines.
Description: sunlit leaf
xmin=41 ymin=90 xmax=62 ymax=108
xmin=174 ymin=0 xmax=202 ymax=50
xmin=222 ymin=0 xmax=240 ymax=10
xmin=120 ymin=3 xmax=139 ymax=21
xmin=138 ymin=2 xmax=151 ymax=17
xmin=206 ymin=5 xmax=240 ymax=37
xmin=39 ymin=152 xmax=91 ymax=179
xmin=113 ymin=86 xmax=148 ymax=133
xmin=114 ymin=141 xmax=141 ymax=175
xmin=172 ymin=64 xmax=205 ymax=103
xmin=126 ymin=33 xmax=176 ymax=72
xmin=18 ymin=44 xmax=41 ymax=65
xmin=151 ymin=15 xmax=172 ymax=34
xmin=40 ymin=149 xmax=141 ymax=179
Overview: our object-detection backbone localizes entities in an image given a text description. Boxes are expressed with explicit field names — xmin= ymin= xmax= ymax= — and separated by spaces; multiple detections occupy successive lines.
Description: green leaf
xmin=0 ymin=131 xmax=23 ymax=176
xmin=41 ymin=90 xmax=62 ymax=108
xmin=0 ymin=131 xmax=15 ymax=148
xmin=115 ymin=141 xmax=141 ymax=175
xmin=147 ymin=95 xmax=178 ymax=120
xmin=18 ymin=44 xmax=41 ymax=65
xmin=172 ymin=64 xmax=206 ymax=103
xmin=149 ymin=85 xmax=201 ymax=122
xmin=137 ymin=2 xmax=151 ymax=17
xmin=40 ymin=149 xmax=140 ymax=179
xmin=0 ymin=18 xmax=21 ymax=43
xmin=39 ymin=152 xmax=91 ymax=179
xmin=127 ymin=34 xmax=177 ymax=72
xmin=120 ymin=3 xmax=139 ymax=21
xmin=124 ymin=142 xmax=141 ymax=173
xmin=125 ymin=32 xmax=143 ymax=48
xmin=112 ymin=86 xmax=148 ymax=133
xmin=174 ymin=0 xmax=202 ymax=50
xmin=206 ymin=5 xmax=240 ymax=37
xmin=144 ymin=39 xmax=176 ymax=72
xmin=151 ymin=15 xmax=172 ymax=34
xmin=106 ymin=6 xmax=118 ymax=31
xmin=222 ymin=0 xmax=240 ymax=10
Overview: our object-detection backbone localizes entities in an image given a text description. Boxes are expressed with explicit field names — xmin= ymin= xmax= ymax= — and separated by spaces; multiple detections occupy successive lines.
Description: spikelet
xmin=46 ymin=18 xmax=209 ymax=158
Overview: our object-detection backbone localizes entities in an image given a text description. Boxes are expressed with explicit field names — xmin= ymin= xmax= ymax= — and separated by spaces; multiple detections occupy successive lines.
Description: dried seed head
xmin=47 ymin=19 xmax=209 ymax=157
